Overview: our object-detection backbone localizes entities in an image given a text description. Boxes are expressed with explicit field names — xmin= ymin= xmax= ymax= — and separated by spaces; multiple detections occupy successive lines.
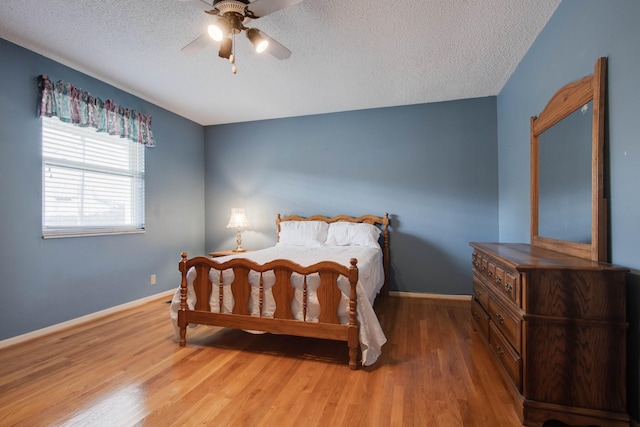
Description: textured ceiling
xmin=0 ymin=0 xmax=560 ymax=126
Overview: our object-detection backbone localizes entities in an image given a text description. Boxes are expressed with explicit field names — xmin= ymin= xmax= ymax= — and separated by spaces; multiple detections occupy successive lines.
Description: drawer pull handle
xmin=475 ymin=289 xmax=482 ymax=297
xmin=505 ymin=283 xmax=513 ymax=293
xmin=473 ymin=312 xmax=480 ymax=320
xmin=487 ymin=270 xmax=493 ymax=277
xmin=495 ymin=345 xmax=504 ymax=358
xmin=496 ymin=313 xmax=504 ymax=324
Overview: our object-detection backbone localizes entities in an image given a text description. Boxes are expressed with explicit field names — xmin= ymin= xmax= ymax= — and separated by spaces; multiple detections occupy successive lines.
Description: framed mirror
xmin=530 ymin=57 xmax=607 ymax=262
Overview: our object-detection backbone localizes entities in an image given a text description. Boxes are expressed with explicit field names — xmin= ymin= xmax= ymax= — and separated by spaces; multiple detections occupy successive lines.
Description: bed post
xmin=347 ymin=258 xmax=359 ymax=370
xmin=178 ymin=252 xmax=188 ymax=346
xmin=276 ymin=213 xmax=282 ymax=242
xmin=382 ymin=213 xmax=390 ymax=296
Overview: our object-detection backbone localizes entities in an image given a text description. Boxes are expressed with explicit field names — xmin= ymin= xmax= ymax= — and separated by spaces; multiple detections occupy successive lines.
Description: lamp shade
xmin=246 ymin=28 xmax=269 ymax=53
xmin=226 ymin=208 xmax=249 ymax=229
xmin=208 ymin=17 xmax=229 ymax=42
xmin=218 ymin=37 xmax=232 ymax=59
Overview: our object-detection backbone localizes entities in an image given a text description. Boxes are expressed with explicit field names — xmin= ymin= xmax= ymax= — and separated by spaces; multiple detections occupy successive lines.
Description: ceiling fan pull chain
xmin=231 ymin=33 xmax=238 ymax=74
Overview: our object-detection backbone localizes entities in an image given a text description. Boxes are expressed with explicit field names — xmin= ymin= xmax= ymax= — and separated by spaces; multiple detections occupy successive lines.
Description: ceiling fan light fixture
xmin=208 ymin=18 xmax=229 ymax=41
xmin=246 ymin=28 xmax=269 ymax=53
xmin=218 ymin=37 xmax=232 ymax=59
xmin=256 ymin=39 xmax=268 ymax=53
xmin=207 ymin=24 xmax=223 ymax=41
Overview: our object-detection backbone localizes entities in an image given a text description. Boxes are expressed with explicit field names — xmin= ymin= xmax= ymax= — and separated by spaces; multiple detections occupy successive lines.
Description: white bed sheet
xmin=169 ymin=245 xmax=387 ymax=366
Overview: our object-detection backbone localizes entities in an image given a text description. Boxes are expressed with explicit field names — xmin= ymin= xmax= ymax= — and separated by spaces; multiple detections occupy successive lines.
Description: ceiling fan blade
xmin=259 ymin=30 xmax=292 ymax=60
xmin=181 ymin=33 xmax=212 ymax=55
xmin=247 ymin=0 xmax=303 ymax=19
xmin=177 ymin=0 xmax=214 ymax=12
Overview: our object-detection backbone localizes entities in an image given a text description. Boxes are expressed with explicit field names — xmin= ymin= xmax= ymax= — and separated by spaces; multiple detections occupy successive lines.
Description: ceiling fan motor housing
xmin=213 ymin=0 xmax=250 ymax=34
xmin=214 ymin=0 xmax=248 ymax=17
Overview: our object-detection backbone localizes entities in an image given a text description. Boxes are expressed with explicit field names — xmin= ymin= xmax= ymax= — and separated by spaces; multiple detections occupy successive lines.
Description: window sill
xmin=42 ymin=229 xmax=146 ymax=239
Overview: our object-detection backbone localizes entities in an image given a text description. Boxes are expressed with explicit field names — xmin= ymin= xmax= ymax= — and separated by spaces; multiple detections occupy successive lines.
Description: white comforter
xmin=169 ymin=245 xmax=387 ymax=366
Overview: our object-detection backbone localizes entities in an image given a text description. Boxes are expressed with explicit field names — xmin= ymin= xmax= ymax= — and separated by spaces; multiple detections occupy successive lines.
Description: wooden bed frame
xmin=177 ymin=213 xmax=390 ymax=369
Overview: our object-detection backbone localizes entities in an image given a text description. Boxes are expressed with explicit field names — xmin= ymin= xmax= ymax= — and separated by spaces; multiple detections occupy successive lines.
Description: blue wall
xmin=204 ymin=98 xmax=499 ymax=295
xmin=497 ymin=0 xmax=640 ymax=419
xmin=0 ymin=38 xmax=206 ymax=340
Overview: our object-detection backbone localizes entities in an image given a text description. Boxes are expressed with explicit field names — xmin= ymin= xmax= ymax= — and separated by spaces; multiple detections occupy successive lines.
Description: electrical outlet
xmin=150 ymin=274 xmax=156 ymax=285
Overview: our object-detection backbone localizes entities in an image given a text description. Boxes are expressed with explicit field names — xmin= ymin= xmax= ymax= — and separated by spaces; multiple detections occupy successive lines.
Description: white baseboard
xmin=388 ymin=291 xmax=471 ymax=301
xmin=0 ymin=289 xmax=175 ymax=350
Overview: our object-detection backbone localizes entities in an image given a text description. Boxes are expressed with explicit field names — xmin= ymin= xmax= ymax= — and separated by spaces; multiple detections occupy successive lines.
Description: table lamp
xmin=226 ymin=208 xmax=249 ymax=252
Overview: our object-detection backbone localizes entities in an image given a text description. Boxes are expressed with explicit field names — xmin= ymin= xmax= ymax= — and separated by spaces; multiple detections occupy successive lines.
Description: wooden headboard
xmin=276 ymin=213 xmax=391 ymax=296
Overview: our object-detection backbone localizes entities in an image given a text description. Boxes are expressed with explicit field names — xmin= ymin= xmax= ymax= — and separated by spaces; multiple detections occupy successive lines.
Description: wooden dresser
xmin=469 ymin=242 xmax=629 ymax=427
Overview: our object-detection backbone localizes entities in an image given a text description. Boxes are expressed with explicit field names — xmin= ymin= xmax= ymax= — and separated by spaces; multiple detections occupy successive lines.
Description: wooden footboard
xmin=177 ymin=252 xmax=361 ymax=369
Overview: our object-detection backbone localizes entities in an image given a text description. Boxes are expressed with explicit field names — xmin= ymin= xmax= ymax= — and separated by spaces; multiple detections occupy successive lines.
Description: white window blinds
xmin=42 ymin=116 xmax=145 ymax=237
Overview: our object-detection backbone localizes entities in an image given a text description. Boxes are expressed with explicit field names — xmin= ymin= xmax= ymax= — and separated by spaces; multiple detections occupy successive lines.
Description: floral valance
xmin=37 ymin=74 xmax=155 ymax=147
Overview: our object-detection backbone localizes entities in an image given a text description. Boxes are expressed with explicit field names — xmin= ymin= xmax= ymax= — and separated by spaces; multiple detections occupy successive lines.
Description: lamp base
xmin=233 ymin=228 xmax=246 ymax=253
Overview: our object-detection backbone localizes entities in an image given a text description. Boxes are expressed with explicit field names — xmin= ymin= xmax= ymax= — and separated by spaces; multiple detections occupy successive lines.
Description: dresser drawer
xmin=473 ymin=251 xmax=521 ymax=307
xmin=486 ymin=260 xmax=496 ymax=281
xmin=472 ymin=276 xmax=489 ymax=311
xmin=489 ymin=322 xmax=522 ymax=391
xmin=492 ymin=268 xmax=521 ymax=306
xmin=471 ymin=299 xmax=490 ymax=342
xmin=488 ymin=295 xmax=522 ymax=353
xmin=480 ymin=255 xmax=489 ymax=277
xmin=471 ymin=251 xmax=480 ymax=269
xmin=488 ymin=262 xmax=520 ymax=307
xmin=493 ymin=265 xmax=505 ymax=290
xmin=501 ymin=271 xmax=520 ymax=306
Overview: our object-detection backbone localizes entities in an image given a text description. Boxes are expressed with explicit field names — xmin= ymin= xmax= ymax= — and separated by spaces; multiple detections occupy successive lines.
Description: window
xmin=42 ymin=116 xmax=145 ymax=237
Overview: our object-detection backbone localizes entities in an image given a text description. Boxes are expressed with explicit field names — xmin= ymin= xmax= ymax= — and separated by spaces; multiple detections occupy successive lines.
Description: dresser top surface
xmin=469 ymin=242 xmax=629 ymax=272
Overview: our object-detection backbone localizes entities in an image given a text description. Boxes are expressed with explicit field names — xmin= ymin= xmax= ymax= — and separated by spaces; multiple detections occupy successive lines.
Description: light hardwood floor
xmin=0 ymin=296 xmax=523 ymax=426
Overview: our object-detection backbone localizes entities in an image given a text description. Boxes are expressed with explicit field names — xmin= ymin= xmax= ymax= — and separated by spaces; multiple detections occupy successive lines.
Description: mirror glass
xmin=538 ymin=101 xmax=593 ymax=243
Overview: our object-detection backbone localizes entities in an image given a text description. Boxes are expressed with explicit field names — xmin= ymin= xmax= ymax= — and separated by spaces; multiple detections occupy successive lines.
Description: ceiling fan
xmin=180 ymin=0 xmax=303 ymax=73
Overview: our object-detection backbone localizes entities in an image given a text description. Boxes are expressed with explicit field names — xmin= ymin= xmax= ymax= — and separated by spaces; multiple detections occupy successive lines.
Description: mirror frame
xmin=530 ymin=57 xmax=607 ymax=262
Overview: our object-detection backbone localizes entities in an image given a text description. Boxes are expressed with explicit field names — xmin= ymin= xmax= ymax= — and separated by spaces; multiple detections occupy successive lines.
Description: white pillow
xmin=325 ymin=222 xmax=381 ymax=248
xmin=278 ymin=221 xmax=329 ymax=247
